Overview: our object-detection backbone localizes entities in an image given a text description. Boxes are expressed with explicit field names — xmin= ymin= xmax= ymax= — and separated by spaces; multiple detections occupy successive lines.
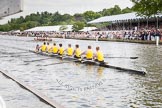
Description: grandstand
xmin=0 ymin=0 xmax=23 ymax=18
xmin=88 ymin=12 xmax=162 ymax=31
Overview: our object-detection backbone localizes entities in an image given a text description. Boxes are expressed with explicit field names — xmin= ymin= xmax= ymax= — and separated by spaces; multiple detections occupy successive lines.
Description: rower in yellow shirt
xmin=73 ymin=44 xmax=82 ymax=58
xmin=51 ymin=43 xmax=58 ymax=54
xmin=40 ymin=42 xmax=47 ymax=52
xmin=35 ymin=44 xmax=40 ymax=52
xmin=46 ymin=42 xmax=52 ymax=53
xmin=58 ymin=44 xmax=64 ymax=55
xmin=64 ymin=44 xmax=73 ymax=56
xmin=81 ymin=45 xmax=93 ymax=60
xmin=94 ymin=46 xmax=104 ymax=63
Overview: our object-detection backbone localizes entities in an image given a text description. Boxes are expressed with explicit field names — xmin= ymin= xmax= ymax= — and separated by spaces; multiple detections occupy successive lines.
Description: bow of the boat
xmin=100 ymin=64 xmax=147 ymax=75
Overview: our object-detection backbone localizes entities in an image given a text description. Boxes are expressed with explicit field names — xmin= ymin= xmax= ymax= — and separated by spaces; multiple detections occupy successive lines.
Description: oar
xmin=37 ymin=61 xmax=70 ymax=66
xmin=24 ymin=57 xmax=53 ymax=62
xmin=10 ymin=54 xmax=36 ymax=57
xmin=105 ymin=57 xmax=138 ymax=59
xmin=39 ymin=58 xmax=83 ymax=66
xmin=0 ymin=51 xmax=28 ymax=55
xmin=0 ymin=54 xmax=35 ymax=58
xmin=8 ymin=51 xmax=30 ymax=55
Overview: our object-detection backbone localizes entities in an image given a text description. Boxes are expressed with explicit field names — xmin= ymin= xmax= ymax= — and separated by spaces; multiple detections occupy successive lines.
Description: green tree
xmin=131 ymin=0 xmax=162 ymax=17
xmin=16 ymin=16 xmax=24 ymax=24
xmin=100 ymin=8 xmax=112 ymax=16
xmin=30 ymin=14 xmax=40 ymax=21
xmin=26 ymin=21 xmax=39 ymax=28
xmin=51 ymin=12 xmax=62 ymax=24
xmin=100 ymin=5 xmax=122 ymax=16
xmin=122 ymin=7 xmax=133 ymax=13
xmin=83 ymin=11 xmax=102 ymax=22
xmin=72 ymin=21 xmax=85 ymax=31
xmin=111 ymin=5 xmax=122 ymax=15
xmin=51 ymin=12 xmax=73 ymax=25
xmin=24 ymin=15 xmax=31 ymax=22
xmin=0 ymin=24 xmax=11 ymax=31
xmin=59 ymin=25 xmax=68 ymax=31
xmin=74 ymin=13 xmax=85 ymax=22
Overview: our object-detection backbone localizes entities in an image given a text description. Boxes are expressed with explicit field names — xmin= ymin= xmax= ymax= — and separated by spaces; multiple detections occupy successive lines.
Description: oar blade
xmin=105 ymin=56 xmax=138 ymax=59
xmin=130 ymin=57 xmax=138 ymax=59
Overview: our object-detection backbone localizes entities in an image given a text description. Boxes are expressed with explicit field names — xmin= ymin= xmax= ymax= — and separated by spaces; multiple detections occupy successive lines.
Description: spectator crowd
xmin=1 ymin=23 xmax=162 ymax=41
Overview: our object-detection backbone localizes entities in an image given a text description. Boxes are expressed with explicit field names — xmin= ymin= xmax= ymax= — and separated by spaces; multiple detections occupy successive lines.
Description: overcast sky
xmin=0 ymin=0 xmax=133 ymax=24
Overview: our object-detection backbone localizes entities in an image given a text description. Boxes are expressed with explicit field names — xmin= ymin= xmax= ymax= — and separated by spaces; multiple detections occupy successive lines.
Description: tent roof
xmin=13 ymin=30 xmax=20 ymax=32
xmin=88 ymin=12 xmax=162 ymax=24
xmin=25 ymin=25 xmax=73 ymax=32
xmin=79 ymin=27 xmax=97 ymax=31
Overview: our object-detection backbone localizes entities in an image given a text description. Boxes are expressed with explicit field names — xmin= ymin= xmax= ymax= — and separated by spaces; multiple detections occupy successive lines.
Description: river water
xmin=0 ymin=35 xmax=162 ymax=108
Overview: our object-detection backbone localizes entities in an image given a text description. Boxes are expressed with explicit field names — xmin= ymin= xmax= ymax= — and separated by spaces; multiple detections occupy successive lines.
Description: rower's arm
xmin=93 ymin=53 xmax=97 ymax=59
xmin=49 ymin=47 xmax=52 ymax=50
xmin=63 ymin=49 xmax=67 ymax=54
xmin=39 ymin=46 xmax=42 ymax=49
xmin=73 ymin=50 xmax=76 ymax=55
xmin=57 ymin=49 xmax=60 ymax=53
xmin=81 ymin=51 xmax=86 ymax=56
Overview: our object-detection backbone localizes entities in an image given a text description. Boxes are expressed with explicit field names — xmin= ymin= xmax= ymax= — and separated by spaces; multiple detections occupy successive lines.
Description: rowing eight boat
xmin=29 ymin=50 xmax=147 ymax=75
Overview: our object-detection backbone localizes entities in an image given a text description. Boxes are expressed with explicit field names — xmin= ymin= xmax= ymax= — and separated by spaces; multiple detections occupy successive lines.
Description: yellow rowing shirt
xmin=86 ymin=49 xmax=93 ymax=59
xmin=59 ymin=47 xmax=64 ymax=55
xmin=52 ymin=46 xmax=58 ymax=54
xmin=75 ymin=48 xmax=81 ymax=57
xmin=41 ymin=45 xmax=46 ymax=52
xmin=67 ymin=47 xmax=73 ymax=56
xmin=96 ymin=51 xmax=104 ymax=61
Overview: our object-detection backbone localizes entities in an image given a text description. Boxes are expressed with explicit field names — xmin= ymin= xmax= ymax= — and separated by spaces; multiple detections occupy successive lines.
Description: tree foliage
xmin=131 ymin=0 xmax=162 ymax=17
xmin=83 ymin=11 xmax=102 ymax=22
xmin=99 ymin=5 xmax=128 ymax=16
xmin=59 ymin=25 xmax=68 ymax=31
xmin=0 ymin=24 xmax=11 ymax=31
xmin=72 ymin=21 xmax=85 ymax=31
xmin=122 ymin=7 xmax=133 ymax=14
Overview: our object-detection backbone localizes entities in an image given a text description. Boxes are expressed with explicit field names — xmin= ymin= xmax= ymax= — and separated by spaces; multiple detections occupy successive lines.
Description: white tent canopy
xmin=13 ymin=30 xmax=20 ymax=32
xmin=88 ymin=12 xmax=162 ymax=24
xmin=79 ymin=27 xmax=97 ymax=31
xmin=62 ymin=25 xmax=73 ymax=31
xmin=25 ymin=25 xmax=73 ymax=32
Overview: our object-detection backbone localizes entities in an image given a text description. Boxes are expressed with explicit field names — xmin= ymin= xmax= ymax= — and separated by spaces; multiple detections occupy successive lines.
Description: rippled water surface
xmin=0 ymin=35 xmax=162 ymax=108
